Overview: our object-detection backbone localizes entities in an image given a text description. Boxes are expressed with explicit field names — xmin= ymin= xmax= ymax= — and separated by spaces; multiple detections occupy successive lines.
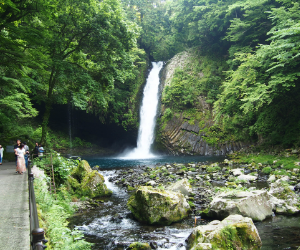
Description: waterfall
xmin=124 ymin=62 xmax=163 ymax=159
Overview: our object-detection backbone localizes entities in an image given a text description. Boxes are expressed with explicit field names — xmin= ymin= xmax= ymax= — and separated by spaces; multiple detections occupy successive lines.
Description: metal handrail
xmin=28 ymin=160 xmax=47 ymax=249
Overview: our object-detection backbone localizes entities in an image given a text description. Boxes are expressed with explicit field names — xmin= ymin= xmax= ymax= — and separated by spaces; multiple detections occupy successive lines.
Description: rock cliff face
xmin=155 ymin=49 xmax=245 ymax=155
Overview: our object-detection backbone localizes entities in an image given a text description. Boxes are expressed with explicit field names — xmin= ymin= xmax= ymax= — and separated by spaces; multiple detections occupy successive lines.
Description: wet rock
xmin=268 ymin=181 xmax=300 ymax=215
xmin=166 ymin=178 xmax=192 ymax=196
xmin=203 ymin=190 xmax=272 ymax=221
xmin=237 ymin=174 xmax=257 ymax=182
xmin=186 ymin=214 xmax=262 ymax=250
xmin=294 ymin=183 xmax=300 ymax=192
xmin=127 ymin=186 xmax=191 ymax=225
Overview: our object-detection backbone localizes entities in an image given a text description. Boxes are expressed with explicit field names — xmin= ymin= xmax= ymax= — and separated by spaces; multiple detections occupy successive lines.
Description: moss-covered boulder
xmin=81 ymin=170 xmax=112 ymax=198
xmin=203 ymin=190 xmax=272 ymax=221
xmin=269 ymin=180 xmax=300 ymax=214
xmin=186 ymin=214 xmax=262 ymax=250
xmin=127 ymin=242 xmax=151 ymax=250
xmin=71 ymin=160 xmax=92 ymax=182
xmin=67 ymin=160 xmax=112 ymax=198
xmin=127 ymin=186 xmax=191 ymax=225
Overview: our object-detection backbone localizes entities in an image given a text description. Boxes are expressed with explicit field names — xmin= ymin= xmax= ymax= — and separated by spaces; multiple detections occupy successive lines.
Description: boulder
xmin=267 ymin=175 xmax=276 ymax=183
xmin=268 ymin=181 xmax=300 ymax=215
xmin=127 ymin=186 xmax=191 ymax=225
xmin=203 ymin=190 xmax=272 ymax=221
xmin=68 ymin=160 xmax=112 ymax=198
xmin=237 ymin=174 xmax=257 ymax=182
xmin=186 ymin=215 xmax=262 ymax=250
xmin=230 ymin=168 xmax=244 ymax=176
xmin=71 ymin=160 xmax=92 ymax=182
xmin=146 ymin=180 xmax=157 ymax=186
xmin=81 ymin=170 xmax=112 ymax=198
xmin=166 ymin=178 xmax=192 ymax=196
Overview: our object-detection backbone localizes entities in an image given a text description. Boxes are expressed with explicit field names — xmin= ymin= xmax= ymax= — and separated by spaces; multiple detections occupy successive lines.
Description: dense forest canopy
xmin=1 ymin=0 xmax=300 ymax=148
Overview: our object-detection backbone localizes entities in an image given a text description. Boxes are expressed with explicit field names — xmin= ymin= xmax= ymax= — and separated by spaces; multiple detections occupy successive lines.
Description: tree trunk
xmin=40 ymin=100 xmax=52 ymax=145
xmin=40 ymin=69 xmax=56 ymax=145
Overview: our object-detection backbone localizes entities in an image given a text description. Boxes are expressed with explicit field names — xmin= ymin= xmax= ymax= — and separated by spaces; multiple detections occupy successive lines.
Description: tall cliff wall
xmin=155 ymin=48 xmax=245 ymax=155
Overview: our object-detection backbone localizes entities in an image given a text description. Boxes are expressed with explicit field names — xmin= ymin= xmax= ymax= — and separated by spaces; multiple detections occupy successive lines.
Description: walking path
xmin=0 ymin=162 xmax=30 ymax=250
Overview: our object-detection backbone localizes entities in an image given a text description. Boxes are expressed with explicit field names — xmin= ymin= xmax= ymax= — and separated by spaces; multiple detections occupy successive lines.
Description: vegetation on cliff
xmin=151 ymin=0 xmax=300 ymax=149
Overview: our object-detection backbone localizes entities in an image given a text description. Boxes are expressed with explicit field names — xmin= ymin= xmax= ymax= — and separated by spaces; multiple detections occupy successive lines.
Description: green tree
xmin=215 ymin=1 xmax=300 ymax=145
xmin=0 ymin=0 xmax=41 ymax=135
xmin=26 ymin=0 xmax=139 ymax=144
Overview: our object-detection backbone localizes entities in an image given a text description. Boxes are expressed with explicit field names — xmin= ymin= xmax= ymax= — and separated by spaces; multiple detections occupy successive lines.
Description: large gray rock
xmin=237 ymin=174 xmax=257 ymax=182
xmin=186 ymin=214 xmax=262 ymax=250
xmin=268 ymin=181 xmax=300 ymax=215
xmin=166 ymin=178 xmax=192 ymax=196
xmin=203 ymin=190 xmax=272 ymax=221
xmin=127 ymin=186 xmax=191 ymax=225
xmin=230 ymin=168 xmax=244 ymax=176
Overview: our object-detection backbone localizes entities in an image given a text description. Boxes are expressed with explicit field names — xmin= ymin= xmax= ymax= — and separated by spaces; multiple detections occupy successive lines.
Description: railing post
xmin=28 ymin=159 xmax=48 ymax=249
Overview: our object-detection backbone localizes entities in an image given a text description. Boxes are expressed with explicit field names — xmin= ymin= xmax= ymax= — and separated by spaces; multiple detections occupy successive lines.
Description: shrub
xmin=262 ymin=167 xmax=272 ymax=175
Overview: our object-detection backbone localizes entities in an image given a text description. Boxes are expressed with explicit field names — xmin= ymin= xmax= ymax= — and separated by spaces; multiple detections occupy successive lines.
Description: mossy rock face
xmin=68 ymin=160 xmax=112 ymax=198
xmin=67 ymin=176 xmax=81 ymax=191
xmin=127 ymin=186 xmax=191 ymax=225
xmin=81 ymin=170 xmax=112 ymax=198
xmin=187 ymin=215 xmax=262 ymax=250
xmin=71 ymin=160 xmax=92 ymax=182
xmin=127 ymin=242 xmax=151 ymax=250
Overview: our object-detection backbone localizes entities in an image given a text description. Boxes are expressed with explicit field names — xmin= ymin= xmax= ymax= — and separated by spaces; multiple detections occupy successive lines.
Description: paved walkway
xmin=0 ymin=162 xmax=30 ymax=250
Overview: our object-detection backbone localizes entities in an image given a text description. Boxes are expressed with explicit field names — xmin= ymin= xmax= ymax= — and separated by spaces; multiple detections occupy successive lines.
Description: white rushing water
xmin=123 ymin=61 xmax=163 ymax=159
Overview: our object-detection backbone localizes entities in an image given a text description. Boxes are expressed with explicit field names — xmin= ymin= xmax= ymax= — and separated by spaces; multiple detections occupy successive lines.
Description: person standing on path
xmin=38 ymin=144 xmax=44 ymax=159
xmin=24 ymin=142 xmax=29 ymax=168
xmin=14 ymin=139 xmax=21 ymax=171
xmin=16 ymin=143 xmax=26 ymax=174
xmin=33 ymin=142 xmax=39 ymax=159
xmin=0 ymin=145 xmax=3 ymax=165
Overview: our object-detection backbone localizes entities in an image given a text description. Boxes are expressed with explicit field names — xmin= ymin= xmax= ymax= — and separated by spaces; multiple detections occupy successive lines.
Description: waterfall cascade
xmin=124 ymin=62 xmax=163 ymax=159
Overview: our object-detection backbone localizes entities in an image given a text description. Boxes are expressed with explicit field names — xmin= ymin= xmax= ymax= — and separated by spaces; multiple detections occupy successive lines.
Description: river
xmin=68 ymin=156 xmax=300 ymax=250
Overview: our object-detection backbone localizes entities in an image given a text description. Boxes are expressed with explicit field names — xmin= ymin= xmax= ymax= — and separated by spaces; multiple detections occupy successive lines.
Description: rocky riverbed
xmin=104 ymin=158 xmax=300 ymax=216
xmin=70 ymin=153 xmax=300 ymax=249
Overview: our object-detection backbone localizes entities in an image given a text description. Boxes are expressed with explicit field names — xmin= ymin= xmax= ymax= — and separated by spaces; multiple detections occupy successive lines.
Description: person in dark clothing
xmin=33 ymin=142 xmax=39 ymax=159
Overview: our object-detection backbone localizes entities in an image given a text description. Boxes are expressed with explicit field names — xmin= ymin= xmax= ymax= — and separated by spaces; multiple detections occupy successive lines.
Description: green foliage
xmin=163 ymin=69 xmax=198 ymax=110
xmin=207 ymin=166 xmax=221 ymax=173
xmin=262 ymin=167 xmax=272 ymax=175
xmin=215 ymin=2 xmax=300 ymax=146
xmin=164 ymin=108 xmax=173 ymax=120
xmin=35 ymin=173 xmax=92 ymax=249
xmin=33 ymin=152 xmax=78 ymax=186
xmin=0 ymin=0 xmax=142 ymax=144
